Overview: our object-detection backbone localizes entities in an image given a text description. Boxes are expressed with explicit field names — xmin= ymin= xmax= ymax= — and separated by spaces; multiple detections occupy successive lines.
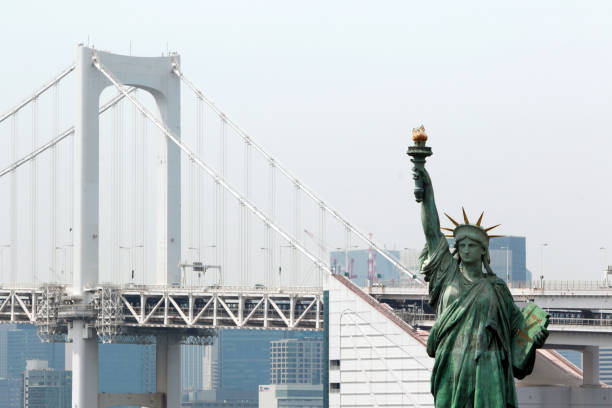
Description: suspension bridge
xmin=0 ymin=46 xmax=611 ymax=408
xmin=0 ymin=45 xmax=422 ymax=407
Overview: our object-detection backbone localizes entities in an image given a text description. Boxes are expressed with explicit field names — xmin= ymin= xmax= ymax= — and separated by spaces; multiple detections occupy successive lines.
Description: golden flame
xmin=412 ymin=125 xmax=428 ymax=142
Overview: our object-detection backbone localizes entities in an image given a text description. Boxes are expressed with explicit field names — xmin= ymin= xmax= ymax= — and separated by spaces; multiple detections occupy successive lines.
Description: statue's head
xmin=456 ymin=236 xmax=487 ymax=264
xmin=443 ymin=208 xmax=502 ymax=273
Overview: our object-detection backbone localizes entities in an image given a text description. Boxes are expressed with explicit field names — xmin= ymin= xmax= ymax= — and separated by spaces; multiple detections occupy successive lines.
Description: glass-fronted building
xmin=270 ymin=338 xmax=323 ymax=385
xmin=99 ymin=344 xmax=155 ymax=396
xmin=2 ymin=325 xmax=64 ymax=379
xmin=23 ymin=360 xmax=71 ymax=408
xmin=329 ymin=249 xmax=401 ymax=287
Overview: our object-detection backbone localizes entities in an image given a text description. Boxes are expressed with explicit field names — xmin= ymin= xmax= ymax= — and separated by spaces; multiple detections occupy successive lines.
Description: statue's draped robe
xmin=422 ymin=239 xmax=536 ymax=408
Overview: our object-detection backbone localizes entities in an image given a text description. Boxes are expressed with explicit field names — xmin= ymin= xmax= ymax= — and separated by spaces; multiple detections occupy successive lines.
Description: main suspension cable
xmin=0 ymin=88 xmax=136 ymax=179
xmin=93 ymin=55 xmax=332 ymax=279
xmin=0 ymin=65 xmax=75 ymax=125
xmin=172 ymin=65 xmax=422 ymax=283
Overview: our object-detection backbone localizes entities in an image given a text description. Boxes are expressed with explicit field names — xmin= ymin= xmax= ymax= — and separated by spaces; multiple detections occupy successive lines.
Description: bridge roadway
xmin=368 ymin=281 xmax=612 ymax=348
xmin=2 ymin=280 xmax=611 ymax=346
xmin=0 ymin=284 xmax=324 ymax=343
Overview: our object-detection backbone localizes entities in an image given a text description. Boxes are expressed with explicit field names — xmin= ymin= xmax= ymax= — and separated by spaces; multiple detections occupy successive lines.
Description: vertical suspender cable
xmin=67 ymin=112 xmax=73 ymax=283
xmin=51 ymin=84 xmax=58 ymax=282
xmin=239 ymin=139 xmax=244 ymax=284
xmin=269 ymin=161 xmax=276 ymax=286
xmin=245 ymin=141 xmax=251 ymax=285
xmin=319 ymin=205 xmax=326 ymax=288
xmin=9 ymin=114 xmax=17 ymax=285
xmin=187 ymin=100 xmax=194 ymax=286
xmin=31 ymin=99 xmax=38 ymax=285
xmin=141 ymin=112 xmax=147 ymax=284
xmin=243 ymin=140 xmax=251 ymax=285
xmin=294 ymin=183 xmax=301 ymax=286
xmin=132 ymin=90 xmax=138 ymax=282
xmin=219 ymin=117 xmax=227 ymax=285
xmin=112 ymin=102 xmax=119 ymax=284
xmin=118 ymin=101 xmax=124 ymax=283
xmin=195 ymin=96 xmax=203 ymax=278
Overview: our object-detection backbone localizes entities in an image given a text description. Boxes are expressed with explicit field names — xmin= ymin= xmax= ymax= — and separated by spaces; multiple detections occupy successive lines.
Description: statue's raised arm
xmin=406 ymin=126 xmax=549 ymax=408
xmin=407 ymin=126 xmax=442 ymax=255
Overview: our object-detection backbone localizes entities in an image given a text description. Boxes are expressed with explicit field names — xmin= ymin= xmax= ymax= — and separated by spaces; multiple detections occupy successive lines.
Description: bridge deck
xmin=0 ymin=285 xmax=324 ymax=343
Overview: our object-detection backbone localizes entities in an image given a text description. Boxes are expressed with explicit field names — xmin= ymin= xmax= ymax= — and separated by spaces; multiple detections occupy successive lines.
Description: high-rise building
xmin=182 ymin=344 xmax=207 ymax=392
xmin=2 ymin=325 xmax=64 ymax=379
xmin=183 ymin=329 xmax=287 ymax=407
xmin=216 ymin=330 xmax=283 ymax=397
xmin=329 ymin=249 xmax=401 ymax=287
xmin=0 ymin=377 xmax=22 ymax=408
xmin=488 ymin=236 xmax=527 ymax=283
xmin=184 ymin=330 xmax=322 ymax=406
xmin=99 ymin=344 xmax=155 ymax=395
xmin=0 ymin=324 xmax=13 ymax=377
xmin=270 ymin=338 xmax=323 ymax=385
xmin=23 ymin=360 xmax=71 ymax=408
xmin=600 ymin=347 xmax=612 ymax=385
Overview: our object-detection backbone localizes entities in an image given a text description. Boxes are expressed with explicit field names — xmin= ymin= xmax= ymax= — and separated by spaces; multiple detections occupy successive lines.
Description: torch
xmin=406 ymin=125 xmax=432 ymax=203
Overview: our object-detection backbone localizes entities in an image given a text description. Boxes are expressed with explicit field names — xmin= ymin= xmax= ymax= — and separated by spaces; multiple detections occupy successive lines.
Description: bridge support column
xmin=583 ymin=346 xmax=600 ymax=386
xmin=70 ymin=321 xmax=99 ymax=408
xmin=156 ymin=335 xmax=181 ymax=407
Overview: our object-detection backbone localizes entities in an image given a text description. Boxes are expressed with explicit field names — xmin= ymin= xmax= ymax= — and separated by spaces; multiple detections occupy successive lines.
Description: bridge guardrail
xmin=395 ymin=311 xmax=612 ymax=329
xmin=377 ymin=279 xmax=612 ymax=291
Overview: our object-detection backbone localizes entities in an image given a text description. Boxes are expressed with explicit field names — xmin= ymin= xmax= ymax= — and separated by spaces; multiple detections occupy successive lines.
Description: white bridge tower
xmin=71 ymin=45 xmax=181 ymax=407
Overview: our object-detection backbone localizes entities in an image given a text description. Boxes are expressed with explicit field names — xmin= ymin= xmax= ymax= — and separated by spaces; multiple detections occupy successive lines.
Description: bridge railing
xmin=89 ymin=283 xmax=323 ymax=294
xmin=376 ymin=279 xmax=612 ymax=291
xmin=395 ymin=311 xmax=612 ymax=329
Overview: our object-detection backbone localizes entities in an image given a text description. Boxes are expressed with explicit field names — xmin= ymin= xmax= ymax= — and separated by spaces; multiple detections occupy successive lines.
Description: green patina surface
xmin=408 ymin=132 xmax=547 ymax=407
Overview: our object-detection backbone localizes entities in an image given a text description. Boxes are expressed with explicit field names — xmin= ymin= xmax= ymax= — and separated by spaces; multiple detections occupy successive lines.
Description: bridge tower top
xmin=73 ymin=45 xmax=181 ymax=294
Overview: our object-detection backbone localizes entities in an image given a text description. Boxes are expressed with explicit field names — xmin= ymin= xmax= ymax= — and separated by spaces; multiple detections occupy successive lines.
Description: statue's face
xmin=457 ymin=238 xmax=486 ymax=264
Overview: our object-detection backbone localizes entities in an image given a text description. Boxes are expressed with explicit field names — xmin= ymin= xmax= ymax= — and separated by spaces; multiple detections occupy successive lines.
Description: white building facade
xmin=327 ymin=274 xmax=612 ymax=407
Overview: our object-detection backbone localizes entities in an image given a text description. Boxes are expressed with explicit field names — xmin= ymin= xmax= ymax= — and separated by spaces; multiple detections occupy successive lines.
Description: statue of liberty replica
xmin=408 ymin=126 xmax=549 ymax=407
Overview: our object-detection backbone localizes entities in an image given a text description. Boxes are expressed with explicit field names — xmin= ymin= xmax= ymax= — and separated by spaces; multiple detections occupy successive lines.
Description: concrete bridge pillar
xmin=156 ymin=335 xmax=181 ymax=407
xmin=69 ymin=322 xmax=99 ymax=408
xmin=583 ymin=346 xmax=600 ymax=386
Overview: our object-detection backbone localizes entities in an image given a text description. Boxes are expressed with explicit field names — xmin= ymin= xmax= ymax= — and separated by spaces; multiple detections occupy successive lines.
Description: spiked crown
xmin=441 ymin=208 xmax=502 ymax=249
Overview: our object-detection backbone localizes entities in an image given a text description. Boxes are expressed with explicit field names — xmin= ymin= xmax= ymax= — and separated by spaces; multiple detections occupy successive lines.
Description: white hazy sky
xmin=1 ymin=1 xmax=611 ymax=280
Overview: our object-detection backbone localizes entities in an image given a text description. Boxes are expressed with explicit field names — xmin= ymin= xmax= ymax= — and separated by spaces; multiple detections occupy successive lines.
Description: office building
xmin=183 ymin=344 xmax=207 ymax=392
xmin=270 ymin=338 xmax=323 ymax=385
xmin=600 ymin=347 xmax=612 ymax=385
xmin=184 ymin=330 xmax=322 ymax=406
xmin=329 ymin=249 xmax=401 ymax=287
xmin=488 ymin=236 xmax=527 ymax=283
xmin=23 ymin=360 xmax=71 ymax=408
xmin=258 ymin=384 xmax=323 ymax=408
xmin=99 ymin=343 xmax=155 ymax=395
xmin=183 ymin=329 xmax=286 ymax=406
xmin=1 ymin=324 xmax=64 ymax=379
xmin=0 ymin=377 xmax=22 ymax=408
